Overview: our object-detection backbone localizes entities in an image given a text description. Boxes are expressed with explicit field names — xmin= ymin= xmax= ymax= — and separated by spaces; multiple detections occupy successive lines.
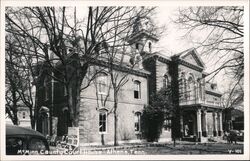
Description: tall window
xmin=163 ymin=117 xmax=171 ymax=131
xmin=22 ymin=112 xmax=26 ymax=119
xmin=179 ymin=73 xmax=185 ymax=100
xmin=44 ymin=76 xmax=49 ymax=100
xmin=97 ymin=73 xmax=108 ymax=95
xmin=187 ymin=77 xmax=192 ymax=100
xmin=163 ymin=74 xmax=169 ymax=88
xmin=99 ymin=109 xmax=107 ymax=133
xmin=187 ymin=75 xmax=195 ymax=100
xmin=134 ymin=112 xmax=141 ymax=132
xmin=134 ymin=80 xmax=141 ymax=99
xmin=198 ymin=79 xmax=203 ymax=100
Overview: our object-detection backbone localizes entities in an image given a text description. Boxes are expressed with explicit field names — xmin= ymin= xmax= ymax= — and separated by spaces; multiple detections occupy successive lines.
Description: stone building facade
xmin=35 ymin=18 xmax=223 ymax=146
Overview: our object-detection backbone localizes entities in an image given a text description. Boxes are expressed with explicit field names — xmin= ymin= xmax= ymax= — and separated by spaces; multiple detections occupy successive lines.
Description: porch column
xmin=218 ymin=111 xmax=223 ymax=136
xmin=213 ymin=112 xmax=218 ymax=136
xmin=202 ymin=110 xmax=208 ymax=137
xmin=197 ymin=109 xmax=202 ymax=141
xmin=180 ymin=112 xmax=184 ymax=138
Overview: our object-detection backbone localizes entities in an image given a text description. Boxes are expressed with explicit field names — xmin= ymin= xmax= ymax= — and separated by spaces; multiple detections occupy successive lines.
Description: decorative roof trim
xmin=128 ymin=29 xmax=159 ymax=43
xmin=179 ymin=59 xmax=203 ymax=72
xmin=89 ymin=58 xmax=151 ymax=78
xmin=205 ymin=90 xmax=222 ymax=97
xmin=180 ymin=104 xmax=223 ymax=110
xmin=190 ymin=50 xmax=205 ymax=68
xmin=173 ymin=48 xmax=205 ymax=69
xmin=156 ymin=55 xmax=171 ymax=63
xmin=180 ymin=48 xmax=205 ymax=68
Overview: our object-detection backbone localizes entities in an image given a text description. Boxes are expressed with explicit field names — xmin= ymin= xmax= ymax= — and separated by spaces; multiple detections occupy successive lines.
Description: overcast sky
xmin=73 ymin=6 xmax=233 ymax=92
xmin=155 ymin=7 xmax=234 ymax=93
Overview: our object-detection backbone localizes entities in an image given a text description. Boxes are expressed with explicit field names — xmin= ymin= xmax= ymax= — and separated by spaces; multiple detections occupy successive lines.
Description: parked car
xmin=237 ymin=130 xmax=244 ymax=141
xmin=226 ymin=130 xmax=243 ymax=143
xmin=6 ymin=124 xmax=50 ymax=155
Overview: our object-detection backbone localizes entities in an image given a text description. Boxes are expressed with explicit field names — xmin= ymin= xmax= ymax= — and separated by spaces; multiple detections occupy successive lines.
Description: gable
xmin=182 ymin=54 xmax=200 ymax=67
xmin=180 ymin=49 xmax=205 ymax=68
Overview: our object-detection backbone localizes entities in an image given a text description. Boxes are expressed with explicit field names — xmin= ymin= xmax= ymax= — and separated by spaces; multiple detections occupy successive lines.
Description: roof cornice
xmin=179 ymin=59 xmax=204 ymax=72
xmin=89 ymin=58 xmax=151 ymax=77
xmin=205 ymin=90 xmax=222 ymax=97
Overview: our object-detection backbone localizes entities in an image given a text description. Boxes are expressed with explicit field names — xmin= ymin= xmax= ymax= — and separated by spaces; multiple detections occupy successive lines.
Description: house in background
xmin=35 ymin=16 xmax=224 ymax=146
xmin=5 ymin=105 xmax=31 ymax=128
xmin=16 ymin=106 xmax=31 ymax=128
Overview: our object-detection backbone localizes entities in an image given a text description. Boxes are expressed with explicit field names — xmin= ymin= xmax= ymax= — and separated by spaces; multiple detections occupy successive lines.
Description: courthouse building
xmin=35 ymin=17 xmax=223 ymax=146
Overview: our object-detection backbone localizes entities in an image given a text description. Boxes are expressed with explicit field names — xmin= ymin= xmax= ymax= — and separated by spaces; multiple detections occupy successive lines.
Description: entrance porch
xmin=180 ymin=107 xmax=223 ymax=142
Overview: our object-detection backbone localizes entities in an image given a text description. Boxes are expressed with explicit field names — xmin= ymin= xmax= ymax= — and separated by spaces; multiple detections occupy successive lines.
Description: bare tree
xmin=222 ymin=79 xmax=243 ymax=110
xmin=91 ymin=7 xmax=163 ymax=146
xmin=5 ymin=37 xmax=21 ymax=125
xmin=174 ymin=6 xmax=244 ymax=84
xmin=5 ymin=6 xmax=161 ymax=135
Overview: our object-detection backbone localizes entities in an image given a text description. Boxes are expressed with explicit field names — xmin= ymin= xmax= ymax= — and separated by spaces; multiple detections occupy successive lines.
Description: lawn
xmin=135 ymin=143 xmax=244 ymax=154
xmin=50 ymin=142 xmax=244 ymax=155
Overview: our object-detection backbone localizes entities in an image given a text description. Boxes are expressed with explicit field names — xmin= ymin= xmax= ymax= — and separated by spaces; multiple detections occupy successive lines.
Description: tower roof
xmin=128 ymin=16 xmax=158 ymax=44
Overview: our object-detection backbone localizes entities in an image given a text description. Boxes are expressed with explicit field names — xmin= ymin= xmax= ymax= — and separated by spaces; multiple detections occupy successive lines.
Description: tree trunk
xmin=114 ymin=104 xmax=118 ymax=146
xmin=12 ymin=108 xmax=18 ymax=125
xmin=68 ymin=86 xmax=76 ymax=127
xmin=74 ymin=62 xmax=86 ymax=128
xmin=12 ymin=90 xmax=19 ymax=125
xmin=30 ymin=107 xmax=35 ymax=129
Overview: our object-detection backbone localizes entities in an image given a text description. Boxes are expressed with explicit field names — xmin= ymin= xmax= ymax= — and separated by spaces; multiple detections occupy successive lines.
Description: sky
xmin=58 ymin=6 xmax=236 ymax=93
xmin=154 ymin=7 xmax=231 ymax=93
xmin=5 ymin=5 xmax=243 ymax=94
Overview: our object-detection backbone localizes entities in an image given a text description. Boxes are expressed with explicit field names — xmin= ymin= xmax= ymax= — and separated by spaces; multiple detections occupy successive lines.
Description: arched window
xmin=99 ymin=109 xmax=108 ymax=133
xmin=187 ymin=75 xmax=195 ymax=100
xmin=134 ymin=112 xmax=141 ymax=132
xmin=198 ymin=78 xmax=203 ymax=100
xmin=163 ymin=74 xmax=169 ymax=88
xmin=179 ymin=73 xmax=185 ymax=100
xmin=97 ymin=73 xmax=108 ymax=95
xmin=134 ymin=80 xmax=141 ymax=99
